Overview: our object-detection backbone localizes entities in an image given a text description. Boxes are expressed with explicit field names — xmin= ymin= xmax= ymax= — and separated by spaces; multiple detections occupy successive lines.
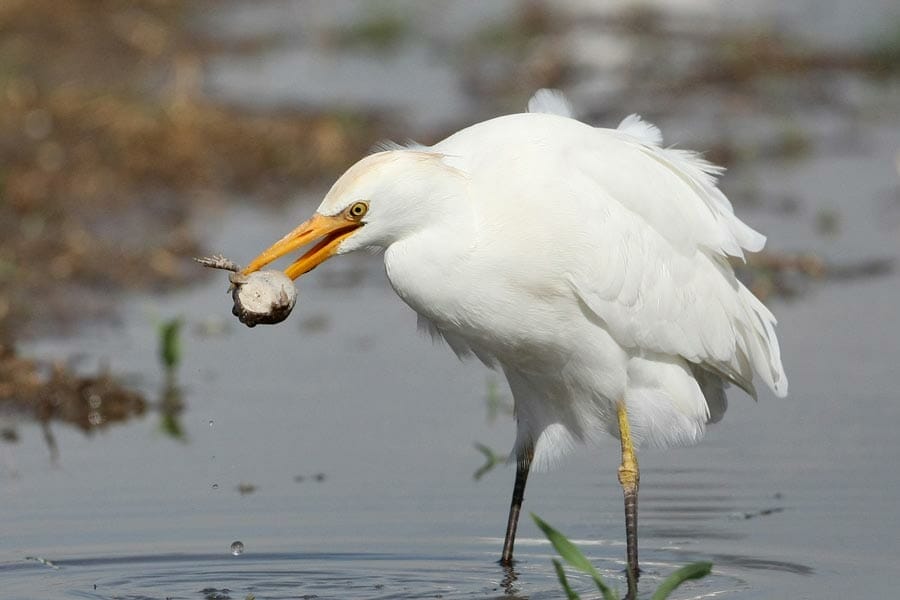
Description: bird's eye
xmin=348 ymin=201 xmax=368 ymax=219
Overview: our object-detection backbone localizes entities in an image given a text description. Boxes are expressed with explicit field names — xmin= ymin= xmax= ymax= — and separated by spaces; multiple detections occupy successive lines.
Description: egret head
xmin=241 ymin=150 xmax=462 ymax=279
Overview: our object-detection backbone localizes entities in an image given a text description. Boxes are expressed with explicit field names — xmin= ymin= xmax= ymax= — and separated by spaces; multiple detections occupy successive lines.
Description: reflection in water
xmin=31 ymin=362 xmax=145 ymax=436
xmin=0 ymin=318 xmax=192 ymax=462
xmin=0 ymin=344 xmax=146 ymax=463
xmin=39 ymin=420 xmax=57 ymax=464
xmin=499 ymin=562 xmax=525 ymax=599
xmin=157 ymin=370 xmax=186 ymax=442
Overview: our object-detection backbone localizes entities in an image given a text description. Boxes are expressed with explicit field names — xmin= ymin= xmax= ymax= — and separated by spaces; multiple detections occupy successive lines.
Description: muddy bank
xmin=0 ymin=0 xmax=381 ymax=343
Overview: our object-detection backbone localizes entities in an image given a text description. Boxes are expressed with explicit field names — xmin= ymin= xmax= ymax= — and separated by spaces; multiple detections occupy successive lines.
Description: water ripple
xmin=2 ymin=550 xmax=758 ymax=600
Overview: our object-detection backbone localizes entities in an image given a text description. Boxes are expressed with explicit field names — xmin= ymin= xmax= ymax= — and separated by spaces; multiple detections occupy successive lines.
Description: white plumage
xmin=324 ymin=91 xmax=786 ymax=469
xmin=242 ymin=90 xmax=788 ymax=580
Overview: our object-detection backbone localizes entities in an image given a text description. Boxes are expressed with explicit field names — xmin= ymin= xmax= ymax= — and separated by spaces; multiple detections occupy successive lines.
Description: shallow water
xmin=5 ymin=1 xmax=900 ymax=598
xmin=6 ymin=178 xmax=900 ymax=597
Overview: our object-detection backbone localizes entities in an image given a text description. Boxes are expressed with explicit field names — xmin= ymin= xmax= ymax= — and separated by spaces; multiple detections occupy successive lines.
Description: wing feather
xmin=566 ymin=123 xmax=787 ymax=398
xmin=431 ymin=97 xmax=786 ymax=399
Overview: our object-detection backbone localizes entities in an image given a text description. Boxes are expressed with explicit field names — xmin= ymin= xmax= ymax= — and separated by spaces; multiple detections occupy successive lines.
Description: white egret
xmin=241 ymin=89 xmax=788 ymax=598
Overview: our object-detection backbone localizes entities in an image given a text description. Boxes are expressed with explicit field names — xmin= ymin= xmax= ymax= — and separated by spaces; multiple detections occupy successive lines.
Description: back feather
xmin=612 ymin=114 xmax=767 ymax=258
xmin=617 ymin=114 xmax=663 ymax=146
xmin=528 ymin=89 xmax=575 ymax=118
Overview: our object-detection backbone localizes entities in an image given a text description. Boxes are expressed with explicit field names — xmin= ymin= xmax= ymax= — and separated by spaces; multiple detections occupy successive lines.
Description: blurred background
xmin=1 ymin=1 xmax=899 ymax=599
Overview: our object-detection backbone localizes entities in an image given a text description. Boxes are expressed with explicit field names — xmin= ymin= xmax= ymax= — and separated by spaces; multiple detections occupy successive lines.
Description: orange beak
xmin=242 ymin=213 xmax=362 ymax=280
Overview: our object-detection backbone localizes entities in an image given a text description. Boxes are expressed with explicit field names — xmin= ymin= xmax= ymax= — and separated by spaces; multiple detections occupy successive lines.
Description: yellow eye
xmin=348 ymin=201 xmax=368 ymax=219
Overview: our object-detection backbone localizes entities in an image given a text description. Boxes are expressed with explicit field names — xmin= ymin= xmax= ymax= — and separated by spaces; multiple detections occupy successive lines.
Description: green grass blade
xmin=650 ymin=561 xmax=713 ymax=600
xmin=472 ymin=443 xmax=505 ymax=480
xmin=531 ymin=513 xmax=595 ymax=573
xmin=158 ymin=318 xmax=182 ymax=370
xmin=531 ymin=514 xmax=616 ymax=600
xmin=552 ymin=559 xmax=581 ymax=600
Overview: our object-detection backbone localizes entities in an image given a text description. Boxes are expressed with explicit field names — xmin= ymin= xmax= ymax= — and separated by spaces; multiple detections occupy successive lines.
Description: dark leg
xmin=616 ymin=402 xmax=640 ymax=600
xmin=500 ymin=446 xmax=533 ymax=565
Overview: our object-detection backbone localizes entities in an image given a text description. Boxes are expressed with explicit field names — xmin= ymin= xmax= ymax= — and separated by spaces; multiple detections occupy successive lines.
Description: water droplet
xmin=230 ymin=541 xmax=244 ymax=556
xmin=211 ymin=483 xmax=219 ymax=489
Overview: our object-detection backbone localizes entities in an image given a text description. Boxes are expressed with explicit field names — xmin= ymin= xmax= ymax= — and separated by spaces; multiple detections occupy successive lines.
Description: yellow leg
xmin=617 ymin=401 xmax=640 ymax=600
